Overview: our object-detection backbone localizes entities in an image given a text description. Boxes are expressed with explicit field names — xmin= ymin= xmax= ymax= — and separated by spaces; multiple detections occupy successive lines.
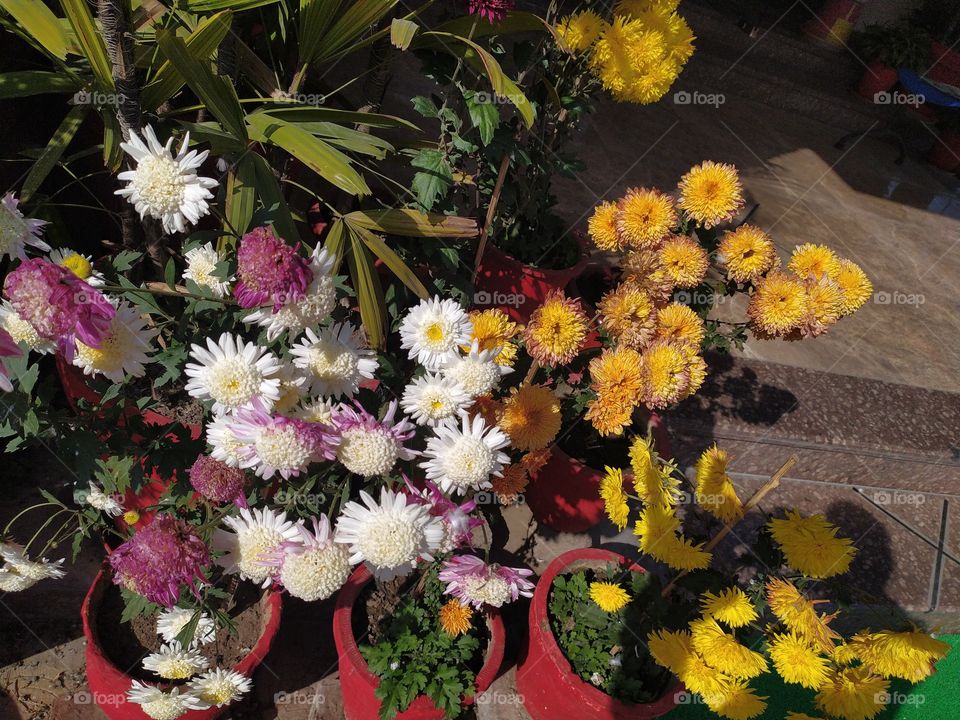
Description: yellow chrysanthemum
xmin=491 ymin=464 xmax=529 ymax=504
xmin=467 ymin=309 xmax=520 ymax=366
xmin=587 ymin=200 xmax=622 ymax=251
xmin=635 ymin=504 xmax=711 ymax=571
xmin=648 ymin=628 xmax=696 ymax=676
xmin=786 ymin=714 xmax=827 ymax=720
xmin=556 ymin=10 xmax=605 ymax=52
xmin=588 ymin=346 xmax=644 ymax=397
xmin=689 ymin=617 xmax=768 ymax=679
xmin=694 ymin=445 xmax=742 ymax=523
xmin=640 ymin=340 xmax=691 ymax=409
xmin=615 ymin=188 xmax=677 ymax=248
xmin=765 ymin=578 xmax=839 ymax=652
xmin=678 ymin=649 xmax=733 ymax=697
xmin=524 ymin=291 xmax=588 ymax=366
xmin=497 ymin=384 xmax=561 ymax=451
xmin=847 ymin=629 xmax=950 ymax=682
xmin=788 ymin=243 xmax=841 ymax=280
xmin=700 ymin=587 xmax=757 ymax=628
xmin=815 ymin=667 xmax=888 ymax=720
xmin=622 ymin=248 xmax=675 ymax=301
xmin=769 ymin=632 xmax=831 ymax=689
xmin=599 ymin=466 xmax=630 ymax=530
xmin=629 ymin=435 xmax=680 ymax=505
xmin=834 ymin=259 xmax=872 ymax=316
xmin=660 ymin=234 xmax=709 ymax=288
xmin=656 ymin=303 xmax=705 ymax=350
xmin=586 ymin=390 xmax=636 ymax=438
xmin=747 ymin=271 xmax=809 ymax=337
xmin=598 ymin=282 xmax=657 ymax=350
xmin=702 ymin=679 xmax=768 ymax=720
xmin=684 ymin=352 xmax=707 ymax=398
xmin=768 ymin=510 xmax=856 ymax=579
xmin=716 ymin=225 xmax=778 ymax=283
xmin=589 ymin=581 xmax=631 ymax=612
xmin=439 ymin=599 xmax=473 ymax=637
xmin=677 ymin=161 xmax=744 ymax=229
xmin=803 ymin=277 xmax=843 ymax=336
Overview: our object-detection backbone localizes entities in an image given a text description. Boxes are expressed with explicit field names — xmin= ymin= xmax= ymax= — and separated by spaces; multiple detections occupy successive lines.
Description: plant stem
xmin=99 ymin=283 xmax=235 ymax=304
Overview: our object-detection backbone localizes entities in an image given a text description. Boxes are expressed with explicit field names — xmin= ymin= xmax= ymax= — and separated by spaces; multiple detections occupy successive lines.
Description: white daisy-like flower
xmin=243 ymin=245 xmax=338 ymax=341
xmin=185 ymin=332 xmax=281 ymax=414
xmin=334 ymin=488 xmax=445 ymax=581
xmin=0 ymin=300 xmax=55 ymax=354
xmin=48 ymin=247 xmax=105 ymax=287
xmin=400 ymin=373 xmax=472 ymax=427
xmin=272 ymin=364 xmax=309 ymax=416
xmin=0 ymin=192 xmax=49 ymax=260
xmin=420 ymin=413 xmax=511 ymax=495
xmin=115 ymin=125 xmax=218 ymax=235
xmin=73 ymin=301 xmax=157 ymax=382
xmin=156 ymin=607 xmax=216 ymax=646
xmin=127 ymin=680 xmax=209 ymax=720
xmin=142 ymin=641 xmax=209 ymax=680
xmin=441 ymin=340 xmax=512 ymax=397
xmin=187 ymin=668 xmax=252 ymax=707
xmin=293 ymin=397 xmax=336 ymax=425
xmin=213 ymin=507 xmax=304 ymax=587
xmin=399 ymin=296 xmax=473 ymax=370
xmin=83 ymin=482 xmax=122 ymax=517
xmin=276 ymin=516 xmax=351 ymax=601
xmin=289 ymin=322 xmax=378 ymax=399
xmin=205 ymin=412 xmax=245 ymax=467
xmin=182 ymin=242 xmax=231 ymax=298
xmin=0 ymin=543 xmax=65 ymax=582
xmin=329 ymin=401 xmax=416 ymax=478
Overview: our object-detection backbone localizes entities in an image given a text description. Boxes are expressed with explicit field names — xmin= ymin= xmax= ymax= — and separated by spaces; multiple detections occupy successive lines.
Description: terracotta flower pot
xmin=928 ymin=40 xmax=960 ymax=88
xmin=333 ymin=564 xmax=506 ymax=720
xmin=927 ymin=128 xmax=960 ymax=172
xmin=82 ymin=569 xmax=282 ymax=719
xmin=516 ymin=548 xmax=681 ymax=720
xmin=856 ymin=61 xmax=898 ymax=99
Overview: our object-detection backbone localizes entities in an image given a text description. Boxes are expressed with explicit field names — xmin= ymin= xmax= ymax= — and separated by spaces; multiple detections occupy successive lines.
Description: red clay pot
xmin=82 ymin=568 xmax=282 ymax=719
xmin=856 ymin=61 xmax=898 ymax=99
xmin=927 ymin=128 xmax=960 ymax=171
xmin=516 ymin=548 xmax=681 ymax=720
xmin=928 ymin=40 xmax=960 ymax=88
xmin=333 ymin=564 xmax=506 ymax=719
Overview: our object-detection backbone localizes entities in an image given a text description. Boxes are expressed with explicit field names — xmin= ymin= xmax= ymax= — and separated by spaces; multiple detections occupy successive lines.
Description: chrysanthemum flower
xmin=290 ymin=322 xmax=378 ymax=399
xmin=747 ymin=271 xmax=809 ymax=337
xmin=630 ymin=435 xmax=680 ymax=506
xmin=591 ymin=17 xmax=682 ymax=104
xmin=765 ymin=578 xmax=839 ymax=652
xmin=599 ymin=466 xmax=630 ymax=530
xmin=272 ymin=364 xmax=309 ymax=416
xmin=156 ymin=607 xmax=216 ymax=646
xmin=182 ymin=242 xmax=231 ymax=298
xmin=406 ymin=477 xmax=484 ymax=551
xmin=438 ymin=554 xmax=534 ymax=608
xmin=789 ymin=243 xmax=841 ymax=280
xmin=769 ymin=632 xmax=831 ymax=689
xmin=585 ymin=391 xmax=636 ymax=437
xmin=84 ymin=482 xmax=123 ymax=517
xmin=634 ymin=503 xmax=711 ymax=571
xmin=834 ymin=259 xmax=872 ymax=316
xmin=467 ymin=0 xmax=513 ymax=23
xmin=699 ymin=587 xmax=756 ymax=628
xmin=660 ymin=234 xmax=709 ymax=288
xmin=189 ymin=454 xmax=248 ymax=506
xmin=109 ymin=514 xmax=209 ymax=607
xmin=677 ymin=649 xmax=733 ymax=698
xmin=228 ymin=398 xmax=328 ymax=479
xmin=466 ymin=308 xmax=519 ymax=367
xmin=234 ymin=225 xmax=313 ymax=310
xmin=520 ymin=447 xmax=552 ymax=476
xmin=214 ymin=506 xmax=303 ymax=587
xmin=701 ymin=679 xmax=768 ymax=720
xmin=677 ymin=161 xmax=744 ymax=229
xmin=335 ymin=488 xmax=445 ymax=580
xmin=815 ymin=667 xmax=888 ymax=720
xmin=142 ymin=641 xmax=209 ymax=680
xmin=598 ymin=282 xmax=656 ymax=350
xmin=586 ymin=347 xmax=643 ymax=436
xmin=0 ymin=543 xmax=65 ymax=592
xmin=0 ymin=300 xmax=54 ymax=354
xmin=557 ymin=10 xmax=604 ymax=52
xmin=328 ymin=401 xmax=416 ymax=478
xmin=293 ymin=397 xmax=337 ymax=425
xmin=621 ymin=248 xmax=675 ymax=301
xmin=205 ymin=412 xmax=246 ymax=467
xmin=614 ymin=188 xmax=677 ymax=248
xmin=401 ymin=372 xmax=471 ymax=427
xmin=73 ymin=300 xmax=157 ymax=382
xmin=400 ymin=296 xmax=473 ymax=370
xmin=185 ymin=332 xmax=281 ymax=414
xmin=587 ymin=200 xmax=623 ymax=251
xmin=656 ymin=303 xmax=705 ymax=350
xmin=274 ymin=515 xmax=351 ymax=601
xmin=49 ymin=247 xmax=104 ymax=287
xmin=589 ymin=581 xmax=630 ymax=612
xmin=717 ymin=225 xmax=777 ymax=283
xmin=768 ymin=510 xmax=856 ymax=579
xmin=524 ymin=290 xmax=588 ymax=366
xmin=847 ymin=629 xmax=950 ymax=682
xmin=126 ymin=681 xmax=208 ymax=720
xmin=116 ymin=126 xmax=217 ymax=235
xmin=639 ymin=340 xmax=691 ymax=409
xmin=439 ymin=598 xmax=473 ymax=637
xmin=648 ymin=628 xmax=695 ymax=676
xmin=0 ymin=193 xmax=48 ymax=260
xmin=420 ymin=413 xmax=510 ymax=495
xmin=491 ymin=463 xmax=529 ymax=504
xmin=442 ymin=340 xmax=511 ymax=398
xmin=689 ymin=617 xmax=768 ymax=679
xmin=694 ymin=445 xmax=742 ymax=523
xmin=187 ymin=669 xmax=252 ymax=707
xmin=801 ymin=276 xmax=843 ymax=337
xmin=497 ymin=383 xmax=561 ymax=451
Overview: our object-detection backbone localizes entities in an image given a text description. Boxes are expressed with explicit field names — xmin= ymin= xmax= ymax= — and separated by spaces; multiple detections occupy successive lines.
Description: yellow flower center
xmin=424 ymin=322 xmax=445 ymax=344
xmin=60 ymin=254 xmax=94 ymax=279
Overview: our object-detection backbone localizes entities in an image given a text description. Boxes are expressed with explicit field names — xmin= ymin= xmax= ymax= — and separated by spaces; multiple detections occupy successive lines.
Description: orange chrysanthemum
xmin=492 ymin=464 xmax=529 ymax=503
xmin=788 ymin=243 xmax=841 ymax=280
xmin=747 ymin=271 xmax=809 ymax=337
xmin=520 ymin=447 xmax=552 ymax=476
xmin=677 ymin=161 xmax=744 ymax=229
xmin=639 ymin=340 xmax=691 ymax=409
xmin=498 ymin=384 xmax=562 ymax=451
xmin=656 ymin=303 xmax=705 ymax=350
xmin=588 ymin=200 xmax=623 ymax=251
xmin=439 ymin=599 xmax=473 ymax=637
xmin=621 ymin=248 xmax=675 ymax=301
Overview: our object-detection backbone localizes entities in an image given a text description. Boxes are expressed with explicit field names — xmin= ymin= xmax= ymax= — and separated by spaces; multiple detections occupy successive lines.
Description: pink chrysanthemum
xmin=405 ymin=476 xmax=483 ymax=551
xmin=234 ymin=225 xmax=313 ymax=310
xmin=0 ymin=327 xmax=22 ymax=392
xmin=109 ymin=514 xmax=209 ymax=607
xmin=227 ymin=398 xmax=328 ymax=480
xmin=326 ymin=401 xmax=417 ymax=478
xmin=467 ymin=0 xmax=514 ymax=23
xmin=438 ymin=554 xmax=534 ymax=609
xmin=188 ymin=454 xmax=248 ymax=507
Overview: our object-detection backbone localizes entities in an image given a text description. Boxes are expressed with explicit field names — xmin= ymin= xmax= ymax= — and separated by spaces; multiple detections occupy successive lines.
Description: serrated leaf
xmin=465 ymin=91 xmax=498 ymax=146
xmin=410 ymin=95 xmax=438 ymax=118
xmin=410 ymin=149 xmax=451 ymax=210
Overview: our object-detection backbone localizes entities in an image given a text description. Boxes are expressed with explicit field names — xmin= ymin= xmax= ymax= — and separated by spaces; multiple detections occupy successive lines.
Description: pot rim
xmin=481 ymin=236 xmax=590 ymax=282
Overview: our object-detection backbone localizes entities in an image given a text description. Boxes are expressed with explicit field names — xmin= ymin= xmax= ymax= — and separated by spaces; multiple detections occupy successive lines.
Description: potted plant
xmin=851 ymin=24 xmax=931 ymax=99
xmin=912 ymin=0 xmax=960 ymax=86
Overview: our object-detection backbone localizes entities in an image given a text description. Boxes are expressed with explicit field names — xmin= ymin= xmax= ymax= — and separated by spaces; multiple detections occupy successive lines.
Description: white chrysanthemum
xmin=213 ymin=507 xmax=303 ymax=587
xmin=187 ymin=669 xmax=252 ymax=707
xmin=334 ymin=488 xmax=445 ymax=581
xmin=399 ymin=296 xmax=473 ymax=370
xmin=115 ymin=125 xmax=218 ymax=235
xmin=206 ymin=413 xmax=245 ymax=467
xmin=83 ymin=482 xmax=122 ymax=517
xmin=156 ymin=607 xmax=216 ymax=646
xmin=49 ymin=247 xmax=105 ymax=287
xmin=441 ymin=340 xmax=512 ymax=397
xmin=400 ymin=373 xmax=472 ymax=427
xmin=420 ymin=414 xmax=510 ymax=495
xmin=293 ymin=397 xmax=336 ymax=425
xmin=185 ymin=332 xmax=281 ymax=414
xmin=142 ymin=641 xmax=209 ymax=680
xmin=0 ymin=543 xmax=65 ymax=583
xmin=461 ymin=574 xmax=512 ymax=607
xmin=289 ymin=322 xmax=378 ymax=399
xmin=127 ymin=681 xmax=209 ymax=720
xmin=273 ymin=364 xmax=309 ymax=416
xmin=227 ymin=401 xmax=324 ymax=480
xmin=279 ymin=516 xmax=351 ymax=601
xmin=0 ymin=193 xmax=49 ymax=260
xmin=244 ymin=245 xmax=338 ymax=341
xmin=336 ymin=428 xmax=403 ymax=477
xmin=73 ymin=301 xmax=157 ymax=382
xmin=183 ymin=242 xmax=231 ymax=298
xmin=0 ymin=300 xmax=54 ymax=354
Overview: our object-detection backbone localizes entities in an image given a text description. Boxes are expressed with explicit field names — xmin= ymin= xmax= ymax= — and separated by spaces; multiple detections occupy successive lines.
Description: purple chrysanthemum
xmin=325 ymin=401 xmax=416 ymax=478
xmin=234 ymin=225 xmax=313 ymax=310
xmin=109 ymin=514 xmax=210 ymax=607
xmin=189 ymin=454 xmax=248 ymax=507
xmin=467 ymin=0 xmax=513 ymax=23
xmin=227 ymin=397 xmax=328 ymax=479
xmin=3 ymin=258 xmax=115 ymax=360
xmin=438 ymin=554 xmax=534 ymax=609
xmin=0 ymin=327 xmax=22 ymax=392
xmin=405 ymin=476 xmax=483 ymax=551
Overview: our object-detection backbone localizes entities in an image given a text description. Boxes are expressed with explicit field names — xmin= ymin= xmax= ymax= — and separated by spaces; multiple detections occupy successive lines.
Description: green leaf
xmin=410 ymin=149 xmax=451 ymax=210
xmin=60 ymin=0 xmax=113 ymax=89
xmin=186 ymin=0 xmax=277 ymax=11
xmin=0 ymin=71 xmax=79 ymax=98
xmin=344 ymin=208 xmax=477 ymax=238
xmin=21 ymin=103 xmax=88 ymax=202
xmin=261 ymin=105 xmax=418 ymax=130
xmin=390 ymin=17 xmax=418 ymax=50
xmin=324 ymin=217 xmax=347 ymax=272
xmin=225 ymin=153 xmax=256 ymax=235
xmin=346 ymin=231 xmax=385 ymax=349
xmin=411 ymin=95 xmax=438 ymax=118
xmin=464 ymin=91 xmax=498 ymax=146
xmin=297 ymin=0 xmax=340 ymax=68
xmin=100 ymin=108 xmax=125 ymax=170
xmin=426 ymin=11 xmax=557 ymax=43
xmin=310 ymin=0 xmax=398 ymax=64
xmin=348 ymin=223 xmax=428 ymax=299
xmin=0 ymin=0 xmax=70 ymax=59
xmin=163 ymin=257 xmax=177 ymax=290
xmin=250 ymin=153 xmax=299 ymax=242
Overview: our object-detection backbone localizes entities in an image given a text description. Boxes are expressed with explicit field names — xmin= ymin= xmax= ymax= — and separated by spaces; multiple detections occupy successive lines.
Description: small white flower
xmin=142 ymin=641 xmax=209 ymax=680
xmin=73 ymin=301 xmax=157 ymax=382
xmin=0 ymin=543 xmax=65 ymax=592
xmin=48 ymin=247 xmax=105 ymax=286
xmin=293 ymin=397 xmax=337 ymax=425
xmin=156 ymin=607 xmax=216 ymax=646
xmin=420 ymin=414 xmax=510 ymax=495
xmin=84 ymin=482 xmax=123 ymax=517
xmin=205 ymin=412 xmax=245 ymax=467
xmin=185 ymin=332 xmax=281 ymax=414
xmin=115 ymin=125 xmax=218 ymax=235
xmin=183 ymin=242 xmax=231 ymax=298
xmin=273 ymin=363 xmax=309 ymax=416
xmin=441 ymin=340 xmax=511 ymax=397
xmin=127 ymin=680 xmax=209 ymax=720
xmin=187 ymin=668 xmax=252 ymax=707
xmin=0 ymin=193 xmax=49 ymax=261
xmin=334 ymin=488 xmax=445 ymax=581
xmin=289 ymin=322 xmax=378 ymax=399
xmin=0 ymin=300 xmax=54 ymax=354
xmin=213 ymin=507 xmax=303 ymax=587
xmin=400 ymin=373 xmax=472 ymax=427
xmin=278 ymin=516 xmax=351 ymax=601
xmin=399 ymin=296 xmax=473 ymax=370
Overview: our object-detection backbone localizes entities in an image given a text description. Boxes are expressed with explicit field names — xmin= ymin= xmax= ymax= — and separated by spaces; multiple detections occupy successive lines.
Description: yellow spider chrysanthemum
xmin=747 ymin=271 xmax=809 ymax=337
xmin=635 ymin=504 xmax=711 ymax=571
xmin=615 ymin=188 xmax=677 ymax=248
xmin=598 ymin=282 xmax=657 ymax=350
xmin=702 ymin=679 xmax=768 ymax=720
xmin=700 ymin=587 xmax=757 ymax=628
xmin=694 ymin=445 xmax=742 ymax=523
xmin=589 ymin=581 xmax=631 ymax=612
xmin=491 ymin=464 xmax=529 ymax=504
xmin=847 ymin=629 xmax=950 ymax=682
xmin=677 ymin=649 xmax=733 ymax=697
xmin=622 ymin=248 xmax=675 ymax=301
xmin=439 ymin=599 xmax=473 ymax=637
xmin=629 ymin=435 xmax=680 ymax=505
xmin=587 ymin=200 xmax=623 ymax=252
xmin=786 ymin=714 xmax=827 ymax=720
xmin=677 ymin=161 xmax=744 ymax=229
xmin=599 ymin=466 xmax=630 ymax=530
xmin=640 ymin=340 xmax=691 ymax=409
xmin=716 ymin=225 xmax=778 ymax=283
xmin=656 ymin=303 xmax=705 ymax=350
xmin=556 ymin=10 xmax=605 ymax=52
xmin=788 ymin=243 xmax=841 ymax=280
xmin=815 ymin=667 xmax=888 ymax=720
xmin=768 ymin=510 xmax=856 ymax=579
xmin=769 ymin=632 xmax=831 ymax=689
xmin=659 ymin=234 xmax=709 ymax=288
xmin=648 ymin=628 xmax=695 ymax=676
xmin=524 ymin=291 xmax=588 ymax=366
xmin=834 ymin=259 xmax=873 ymax=316
xmin=467 ymin=309 xmax=520 ymax=366
xmin=586 ymin=390 xmax=636 ymax=437
xmin=803 ymin=277 xmax=843 ymax=337
xmin=765 ymin=578 xmax=839 ymax=653
xmin=689 ymin=617 xmax=768 ymax=679
xmin=497 ymin=384 xmax=561 ymax=451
